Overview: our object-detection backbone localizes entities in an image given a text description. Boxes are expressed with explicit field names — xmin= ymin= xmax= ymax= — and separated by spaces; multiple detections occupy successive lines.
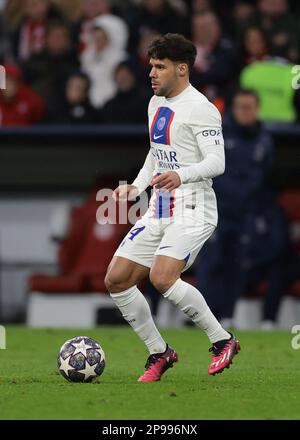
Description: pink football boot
xmin=138 ymin=344 xmax=178 ymax=382
xmin=208 ymin=333 xmax=241 ymax=375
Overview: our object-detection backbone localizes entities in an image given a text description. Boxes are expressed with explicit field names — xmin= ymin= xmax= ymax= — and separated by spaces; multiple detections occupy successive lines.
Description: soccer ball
xmin=57 ymin=336 xmax=105 ymax=382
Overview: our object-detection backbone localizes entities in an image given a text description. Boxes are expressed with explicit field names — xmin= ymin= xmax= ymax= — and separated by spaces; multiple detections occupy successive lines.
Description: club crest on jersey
xmin=157 ymin=117 xmax=166 ymax=130
xmin=150 ymin=107 xmax=175 ymax=145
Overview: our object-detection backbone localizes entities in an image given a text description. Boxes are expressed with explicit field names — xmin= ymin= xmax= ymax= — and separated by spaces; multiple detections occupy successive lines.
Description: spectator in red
xmin=11 ymin=0 xmax=62 ymax=62
xmin=0 ymin=64 xmax=45 ymax=126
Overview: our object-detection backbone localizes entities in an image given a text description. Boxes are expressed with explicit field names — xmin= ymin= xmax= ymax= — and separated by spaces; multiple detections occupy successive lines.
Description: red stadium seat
xmin=30 ymin=274 xmax=87 ymax=293
xmin=278 ymin=189 xmax=300 ymax=297
xmin=29 ymin=185 xmax=131 ymax=294
xmin=278 ymin=189 xmax=300 ymax=222
xmin=288 ymin=280 xmax=300 ymax=297
xmin=278 ymin=189 xmax=300 ymax=252
xmin=246 ymin=281 xmax=267 ymax=298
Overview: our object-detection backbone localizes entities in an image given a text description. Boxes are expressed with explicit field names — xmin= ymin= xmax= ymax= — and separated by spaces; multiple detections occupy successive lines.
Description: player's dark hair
xmin=147 ymin=33 xmax=197 ymax=71
xmin=233 ymin=88 xmax=260 ymax=104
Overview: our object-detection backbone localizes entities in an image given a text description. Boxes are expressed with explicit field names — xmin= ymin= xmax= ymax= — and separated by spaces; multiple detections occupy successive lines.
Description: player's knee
xmin=104 ymin=269 xmax=129 ymax=293
xmin=104 ymin=271 xmax=116 ymax=292
xmin=150 ymin=270 xmax=176 ymax=294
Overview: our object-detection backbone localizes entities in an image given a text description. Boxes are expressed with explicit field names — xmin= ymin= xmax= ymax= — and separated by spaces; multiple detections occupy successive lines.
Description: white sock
xmin=110 ymin=285 xmax=167 ymax=354
xmin=163 ymin=279 xmax=230 ymax=343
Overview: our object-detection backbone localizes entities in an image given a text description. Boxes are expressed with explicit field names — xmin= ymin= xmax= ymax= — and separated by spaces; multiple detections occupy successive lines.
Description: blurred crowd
xmin=1 ymin=0 xmax=299 ymax=329
xmin=1 ymin=0 xmax=300 ymax=126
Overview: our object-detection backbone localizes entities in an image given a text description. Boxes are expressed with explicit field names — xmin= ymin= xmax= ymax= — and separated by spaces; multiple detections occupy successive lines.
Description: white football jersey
xmin=132 ymin=84 xmax=225 ymax=225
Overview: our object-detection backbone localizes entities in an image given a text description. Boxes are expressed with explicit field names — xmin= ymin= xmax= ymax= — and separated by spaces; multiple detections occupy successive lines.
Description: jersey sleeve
xmin=131 ymin=148 xmax=155 ymax=195
xmin=176 ymin=102 xmax=225 ymax=184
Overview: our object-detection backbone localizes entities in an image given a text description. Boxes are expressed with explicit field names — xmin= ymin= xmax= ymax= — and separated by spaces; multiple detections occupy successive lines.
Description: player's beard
xmin=154 ymin=83 xmax=176 ymax=97
xmin=154 ymin=86 xmax=167 ymax=97
xmin=154 ymin=72 xmax=179 ymax=98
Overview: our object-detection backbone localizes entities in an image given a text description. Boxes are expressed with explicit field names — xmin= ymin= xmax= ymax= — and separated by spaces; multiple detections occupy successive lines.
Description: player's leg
xmin=150 ymin=254 xmax=231 ymax=343
xmin=151 ymin=221 xmax=240 ymax=375
xmin=105 ymin=256 xmax=167 ymax=357
xmin=105 ymin=255 xmax=149 ymax=293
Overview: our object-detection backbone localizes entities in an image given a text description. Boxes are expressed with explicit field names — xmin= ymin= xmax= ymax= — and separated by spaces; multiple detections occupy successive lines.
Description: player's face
xmin=149 ymin=58 xmax=183 ymax=98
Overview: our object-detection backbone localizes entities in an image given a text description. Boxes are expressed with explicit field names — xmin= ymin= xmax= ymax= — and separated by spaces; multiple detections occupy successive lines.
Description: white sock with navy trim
xmin=163 ymin=278 xmax=230 ymax=343
xmin=110 ymin=285 xmax=166 ymax=354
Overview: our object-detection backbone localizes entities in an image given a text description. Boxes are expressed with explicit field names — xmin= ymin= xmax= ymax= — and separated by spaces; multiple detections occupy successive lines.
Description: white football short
xmin=114 ymin=207 xmax=216 ymax=272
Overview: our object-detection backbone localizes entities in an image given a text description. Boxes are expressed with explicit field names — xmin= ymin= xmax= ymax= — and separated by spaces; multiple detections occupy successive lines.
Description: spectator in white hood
xmin=77 ymin=0 xmax=126 ymax=53
xmin=80 ymin=14 xmax=128 ymax=108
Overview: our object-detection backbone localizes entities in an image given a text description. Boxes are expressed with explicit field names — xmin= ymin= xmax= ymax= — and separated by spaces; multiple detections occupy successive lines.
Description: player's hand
xmin=113 ymin=184 xmax=139 ymax=202
xmin=151 ymin=172 xmax=181 ymax=192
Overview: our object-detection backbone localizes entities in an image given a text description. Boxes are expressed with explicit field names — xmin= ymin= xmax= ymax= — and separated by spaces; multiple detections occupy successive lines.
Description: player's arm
xmin=113 ymin=149 xmax=155 ymax=202
xmin=176 ymin=142 xmax=225 ymax=184
xmin=176 ymin=103 xmax=225 ymax=184
xmin=151 ymin=143 xmax=224 ymax=192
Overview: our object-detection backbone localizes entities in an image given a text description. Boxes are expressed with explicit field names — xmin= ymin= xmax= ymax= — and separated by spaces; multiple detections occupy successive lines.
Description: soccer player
xmin=105 ymin=33 xmax=240 ymax=382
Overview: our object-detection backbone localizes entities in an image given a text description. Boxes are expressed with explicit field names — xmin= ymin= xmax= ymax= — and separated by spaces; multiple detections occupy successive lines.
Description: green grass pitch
xmin=0 ymin=326 xmax=299 ymax=420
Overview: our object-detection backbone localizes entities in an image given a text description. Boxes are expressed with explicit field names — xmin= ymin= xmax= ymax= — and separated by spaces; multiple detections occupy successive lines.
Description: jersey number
xmin=128 ymin=226 xmax=146 ymax=241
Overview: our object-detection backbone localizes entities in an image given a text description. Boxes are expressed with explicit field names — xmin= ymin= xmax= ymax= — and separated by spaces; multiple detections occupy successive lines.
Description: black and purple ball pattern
xmin=57 ymin=336 xmax=105 ymax=383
